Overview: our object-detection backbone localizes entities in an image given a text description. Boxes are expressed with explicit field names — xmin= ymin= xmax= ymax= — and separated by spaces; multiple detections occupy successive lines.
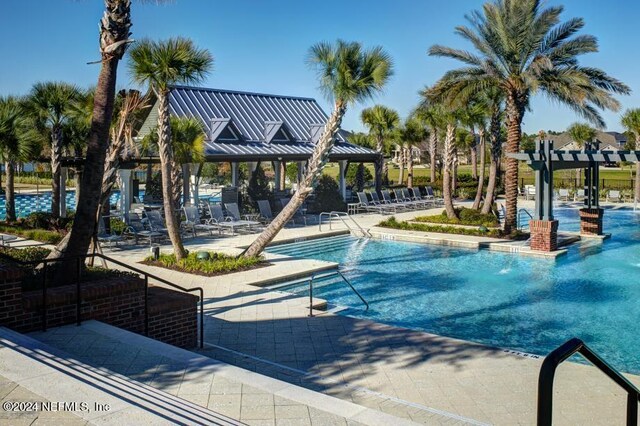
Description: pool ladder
xmin=517 ymin=208 xmax=533 ymax=230
xmin=318 ymin=211 xmax=371 ymax=238
xmin=307 ymin=270 xmax=369 ymax=317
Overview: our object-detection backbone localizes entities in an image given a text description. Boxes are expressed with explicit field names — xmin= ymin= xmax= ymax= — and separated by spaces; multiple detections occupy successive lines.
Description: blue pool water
xmin=268 ymin=208 xmax=640 ymax=374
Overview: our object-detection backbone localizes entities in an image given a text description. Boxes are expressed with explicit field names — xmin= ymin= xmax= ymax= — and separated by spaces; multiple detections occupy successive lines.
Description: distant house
xmin=391 ymin=144 xmax=422 ymax=165
xmin=549 ymin=131 xmax=624 ymax=151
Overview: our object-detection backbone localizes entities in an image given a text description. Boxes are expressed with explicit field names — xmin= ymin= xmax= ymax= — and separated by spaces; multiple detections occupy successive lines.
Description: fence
xmin=519 ymin=178 xmax=635 ymax=191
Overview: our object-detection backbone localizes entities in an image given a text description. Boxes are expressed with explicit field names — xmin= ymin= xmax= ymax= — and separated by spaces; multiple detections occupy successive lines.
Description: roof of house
xmin=138 ymin=85 xmax=378 ymax=162
xmin=549 ymin=131 xmax=622 ymax=151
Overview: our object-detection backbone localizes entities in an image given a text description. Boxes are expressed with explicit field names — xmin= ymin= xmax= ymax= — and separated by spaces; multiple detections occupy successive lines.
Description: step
xmin=28 ymin=321 xmax=419 ymax=426
xmin=267 ymin=234 xmax=355 ymax=254
xmin=0 ymin=326 xmax=240 ymax=425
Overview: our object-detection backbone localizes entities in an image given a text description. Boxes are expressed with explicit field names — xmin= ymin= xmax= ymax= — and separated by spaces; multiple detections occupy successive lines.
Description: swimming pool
xmin=268 ymin=208 xmax=640 ymax=374
xmin=0 ymin=191 xmax=128 ymax=220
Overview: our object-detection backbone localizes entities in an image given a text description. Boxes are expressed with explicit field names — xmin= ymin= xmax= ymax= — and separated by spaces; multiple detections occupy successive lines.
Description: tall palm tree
xmin=621 ymin=109 xmax=640 ymax=202
xmin=243 ymin=40 xmax=393 ymax=258
xmin=566 ymin=122 xmax=597 ymax=186
xmin=53 ymin=0 xmax=134 ymax=262
xmin=441 ymin=112 xmax=460 ymax=219
xmin=129 ymin=37 xmax=213 ymax=260
xmin=429 ymin=0 xmax=629 ymax=232
xmin=0 ymin=97 xmax=40 ymax=221
xmin=26 ymin=82 xmax=80 ymax=218
xmin=414 ymin=98 xmax=444 ymax=183
xmin=361 ymin=105 xmax=399 ymax=191
xmin=399 ymin=117 xmax=428 ymax=188
xmin=481 ymin=88 xmax=504 ymax=214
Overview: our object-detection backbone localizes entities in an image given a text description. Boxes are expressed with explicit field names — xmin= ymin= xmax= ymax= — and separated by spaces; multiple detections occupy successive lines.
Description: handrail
xmin=0 ymin=252 xmax=205 ymax=349
xmin=538 ymin=337 xmax=640 ymax=426
xmin=318 ymin=211 xmax=371 ymax=238
xmin=307 ymin=269 xmax=369 ymax=317
xmin=517 ymin=208 xmax=533 ymax=229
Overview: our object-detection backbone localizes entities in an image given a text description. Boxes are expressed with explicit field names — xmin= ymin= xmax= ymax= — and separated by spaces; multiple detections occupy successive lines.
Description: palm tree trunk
xmin=382 ymin=159 xmax=389 ymax=186
xmin=470 ymin=141 xmax=478 ymax=180
xmin=158 ymin=92 xmax=187 ymax=259
xmin=472 ymin=131 xmax=486 ymax=209
xmin=442 ymin=124 xmax=457 ymax=219
xmin=50 ymin=127 xmax=62 ymax=218
xmin=243 ymin=100 xmax=347 ymax=258
xmin=398 ymin=146 xmax=405 ymax=185
xmin=482 ymin=109 xmax=502 ymax=214
xmin=182 ymin=164 xmax=190 ymax=206
xmin=5 ymin=161 xmax=16 ymax=222
xmin=504 ymin=94 xmax=525 ymax=233
xmin=375 ymin=135 xmax=384 ymax=191
xmin=452 ymin=148 xmax=458 ymax=195
xmin=407 ymin=146 xmax=414 ymax=188
xmin=429 ymin=130 xmax=437 ymax=183
xmin=74 ymin=168 xmax=82 ymax=209
xmin=280 ymin=161 xmax=286 ymax=191
xmin=50 ymin=0 xmax=131 ymax=264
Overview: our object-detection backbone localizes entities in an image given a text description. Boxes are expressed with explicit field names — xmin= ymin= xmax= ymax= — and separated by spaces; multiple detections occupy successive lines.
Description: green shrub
xmin=346 ymin=163 xmax=373 ymax=191
xmin=109 ymin=218 xmax=127 ymax=234
xmin=0 ymin=246 xmax=51 ymax=263
xmin=308 ymin=175 xmax=346 ymax=214
xmin=247 ymin=165 xmax=273 ymax=209
xmin=0 ymin=224 xmax=63 ymax=244
xmin=145 ymin=171 xmax=163 ymax=201
xmin=414 ymin=208 xmax=500 ymax=227
xmin=378 ymin=216 xmax=527 ymax=239
xmin=145 ymin=251 xmax=264 ymax=276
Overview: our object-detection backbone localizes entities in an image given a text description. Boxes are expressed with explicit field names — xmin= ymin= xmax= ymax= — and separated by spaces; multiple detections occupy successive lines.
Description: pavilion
xmin=132 ymin=85 xmax=379 ymax=206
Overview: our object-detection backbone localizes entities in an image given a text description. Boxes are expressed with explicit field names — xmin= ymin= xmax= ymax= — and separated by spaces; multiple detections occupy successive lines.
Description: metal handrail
xmin=307 ymin=269 xmax=369 ymax=317
xmin=517 ymin=208 xmax=533 ymax=229
xmin=538 ymin=337 xmax=640 ymax=426
xmin=318 ymin=211 xmax=371 ymax=237
xmin=0 ymin=252 xmax=205 ymax=348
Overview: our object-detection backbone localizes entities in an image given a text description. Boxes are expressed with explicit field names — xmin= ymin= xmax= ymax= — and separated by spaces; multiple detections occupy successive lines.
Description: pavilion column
xmin=248 ymin=162 xmax=258 ymax=174
xmin=274 ymin=161 xmax=282 ymax=191
xmin=231 ymin=162 xmax=239 ymax=187
xmin=339 ymin=160 xmax=347 ymax=201
xmin=60 ymin=167 xmax=67 ymax=218
xmin=189 ymin=163 xmax=202 ymax=206
xmin=118 ymin=169 xmax=133 ymax=220
xmin=529 ymin=140 xmax=558 ymax=252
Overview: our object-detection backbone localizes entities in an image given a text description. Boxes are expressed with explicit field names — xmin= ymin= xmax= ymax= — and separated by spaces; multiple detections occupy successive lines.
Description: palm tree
xmin=26 ymin=82 xmax=80 ymax=218
xmin=243 ymin=40 xmax=393 ymax=257
xmin=566 ymin=122 xmax=597 ymax=186
xmin=398 ymin=117 xmax=428 ymax=188
xmin=361 ymin=105 xmax=399 ymax=190
xmin=481 ymin=88 xmax=504 ymax=214
xmin=441 ymin=111 xmax=460 ymax=219
xmin=0 ymin=97 xmax=40 ymax=221
xmin=621 ymin=109 xmax=640 ymax=202
xmin=429 ymin=0 xmax=629 ymax=232
xmin=52 ymin=0 xmax=134 ymax=262
xmin=129 ymin=37 xmax=213 ymax=260
xmin=414 ymin=97 xmax=444 ymax=184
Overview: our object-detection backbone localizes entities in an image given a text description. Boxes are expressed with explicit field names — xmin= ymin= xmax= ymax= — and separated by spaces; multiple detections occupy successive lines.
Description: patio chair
xmin=279 ymin=198 xmax=309 ymax=226
xmin=182 ymin=205 xmax=219 ymax=237
xmin=558 ymin=188 xmax=570 ymax=202
xmin=208 ymin=203 xmax=256 ymax=234
xmin=97 ymin=216 xmax=124 ymax=248
xmin=0 ymin=234 xmax=18 ymax=247
xmin=524 ymin=185 xmax=536 ymax=200
xmin=381 ymin=189 xmax=409 ymax=209
xmin=356 ymin=192 xmax=390 ymax=214
xmin=123 ymin=212 xmax=165 ymax=246
xmin=423 ymin=187 xmax=444 ymax=205
xmin=145 ymin=210 xmax=169 ymax=234
xmin=607 ymin=190 xmax=621 ymax=203
xmin=393 ymin=189 xmax=420 ymax=209
xmin=403 ymin=188 xmax=430 ymax=208
xmin=224 ymin=203 xmax=261 ymax=230
xmin=574 ymin=189 xmax=585 ymax=202
xmin=256 ymin=200 xmax=276 ymax=224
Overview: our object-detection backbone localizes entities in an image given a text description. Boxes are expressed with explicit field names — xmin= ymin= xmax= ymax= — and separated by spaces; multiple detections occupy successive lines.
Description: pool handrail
xmin=307 ymin=269 xmax=369 ymax=317
xmin=538 ymin=337 xmax=640 ymax=426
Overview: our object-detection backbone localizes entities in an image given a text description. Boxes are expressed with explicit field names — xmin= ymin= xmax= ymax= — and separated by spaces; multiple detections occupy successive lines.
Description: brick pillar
xmin=579 ymin=208 xmax=603 ymax=236
xmin=529 ymin=220 xmax=559 ymax=252
xmin=0 ymin=262 xmax=24 ymax=329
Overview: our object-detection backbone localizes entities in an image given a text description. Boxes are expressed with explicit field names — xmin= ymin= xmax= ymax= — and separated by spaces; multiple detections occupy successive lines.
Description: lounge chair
xmin=182 ymin=205 xmax=219 ymax=237
xmin=410 ymin=187 xmax=433 ymax=208
xmin=224 ymin=203 xmax=261 ymax=230
xmin=356 ymin=192 xmax=391 ymax=214
xmin=123 ymin=212 xmax=165 ymax=246
xmin=145 ymin=210 xmax=169 ymax=234
xmin=0 ymin=234 xmax=18 ymax=247
xmin=558 ymin=189 xmax=570 ymax=202
xmin=256 ymin=200 xmax=276 ymax=224
xmin=393 ymin=189 xmax=421 ymax=209
xmin=381 ymin=189 xmax=409 ymax=209
xmin=524 ymin=185 xmax=536 ymax=200
xmin=607 ymin=190 xmax=621 ymax=203
xmin=574 ymin=189 xmax=585 ymax=202
xmin=97 ymin=216 xmax=125 ymax=248
xmin=423 ymin=187 xmax=443 ymax=205
xmin=403 ymin=188 xmax=430 ymax=208
xmin=279 ymin=198 xmax=309 ymax=226
xmin=208 ymin=203 xmax=256 ymax=234
xmin=368 ymin=191 xmax=401 ymax=213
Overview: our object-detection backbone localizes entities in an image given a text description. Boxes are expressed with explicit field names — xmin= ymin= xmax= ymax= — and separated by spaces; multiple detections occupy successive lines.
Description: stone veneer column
xmin=529 ymin=219 xmax=559 ymax=252
xmin=579 ymin=208 xmax=604 ymax=235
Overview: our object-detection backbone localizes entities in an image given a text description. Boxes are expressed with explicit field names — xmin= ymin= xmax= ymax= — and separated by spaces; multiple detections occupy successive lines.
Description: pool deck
xmin=82 ymin=203 xmax=639 ymax=425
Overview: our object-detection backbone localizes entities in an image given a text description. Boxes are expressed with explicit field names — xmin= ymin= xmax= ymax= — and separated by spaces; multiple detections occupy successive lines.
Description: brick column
xmin=579 ymin=208 xmax=603 ymax=236
xmin=529 ymin=220 xmax=559 ymax=252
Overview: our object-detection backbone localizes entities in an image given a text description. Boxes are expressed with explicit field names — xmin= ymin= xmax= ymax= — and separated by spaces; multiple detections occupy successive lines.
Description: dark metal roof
xmin=165 ymin=85 xmax=378 ymax=161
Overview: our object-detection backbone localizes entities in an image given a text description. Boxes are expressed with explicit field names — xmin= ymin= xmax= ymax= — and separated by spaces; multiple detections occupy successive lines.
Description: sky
xmin=1 ymin=0 xmax=639 ymax=134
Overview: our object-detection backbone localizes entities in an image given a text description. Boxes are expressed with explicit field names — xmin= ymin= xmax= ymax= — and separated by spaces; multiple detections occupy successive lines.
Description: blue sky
xmin=1 ymin=0 xmax=638 ymax=134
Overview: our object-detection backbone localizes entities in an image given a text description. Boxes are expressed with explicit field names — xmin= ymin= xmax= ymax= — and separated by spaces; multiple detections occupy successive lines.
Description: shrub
xmin=414 ymin=208 xmax=499 ymax=227
xmin=247 ymin=165 xmax=273 ymax=209
xmin=0 ymin=224 xmax=63 ymax=244
xmin=379 ymin=216 xmax=527 ymax=239
xmin=144 ymin=251 xmax=264 ymax=276
xmin=346 ymin=163 xmax=373 ymax=191
xmin=0 ymin=246 xmax=51 ymax=263
xmin=145 ymin=171 xmax=163 ymax=201
xmin=308 ymin=175 xmax=346 ymax=214
xmin=20 ymin=211 xmax=73 ymax=231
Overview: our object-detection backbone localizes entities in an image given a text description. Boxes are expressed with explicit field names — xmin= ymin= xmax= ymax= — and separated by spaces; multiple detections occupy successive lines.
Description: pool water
xmin=268 ymin=208 xmax=640 ymax=374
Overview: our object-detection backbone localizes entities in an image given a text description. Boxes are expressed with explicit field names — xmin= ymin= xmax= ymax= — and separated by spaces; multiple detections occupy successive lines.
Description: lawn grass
xmin=143 ymin=251 xmax=266 ymax=276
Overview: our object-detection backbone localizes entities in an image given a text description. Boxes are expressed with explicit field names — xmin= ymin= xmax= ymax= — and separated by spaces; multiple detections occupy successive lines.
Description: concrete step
xmin=27 ymin=320 xmax=419 ymax=426
xmin=0 ymin=326 xmax=240 ymax=425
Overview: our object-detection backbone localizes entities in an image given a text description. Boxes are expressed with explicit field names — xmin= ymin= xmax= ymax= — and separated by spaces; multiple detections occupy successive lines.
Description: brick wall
xmin=0 ymin=262 xmax=199 ymax=348
xmin=529 ymin=219 xmax=559 ymax=252
xmin=579 ymin=208 xmax=604 ymax=235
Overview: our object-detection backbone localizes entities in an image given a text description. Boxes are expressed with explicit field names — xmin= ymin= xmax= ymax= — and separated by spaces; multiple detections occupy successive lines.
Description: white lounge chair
xmin=607 ymin=190 xmax=621 ymax=203
xmin=182 ymin=205 xmax=218 ymax=237
xmin=224 ymin=203 xmax=260 ymax=231
xmin=574 ymin=189 xmax=585 ymax=202
xmin=558 ymin=189 xmax=570 ymax=202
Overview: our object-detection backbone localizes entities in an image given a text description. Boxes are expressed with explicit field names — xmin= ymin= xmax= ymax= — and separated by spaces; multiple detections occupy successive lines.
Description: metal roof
xmin=163 ymin=85 xmax=378 ymax=161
